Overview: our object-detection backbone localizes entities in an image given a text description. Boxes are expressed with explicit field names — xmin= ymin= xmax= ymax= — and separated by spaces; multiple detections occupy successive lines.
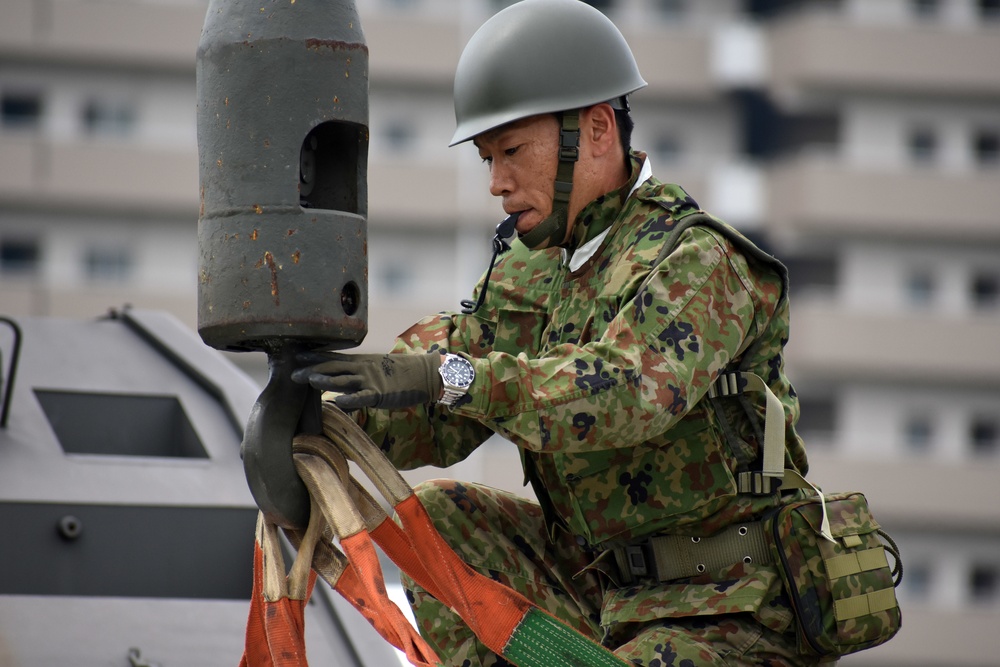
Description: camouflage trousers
xmin=401 ymin=480 xmax=828 ymax=667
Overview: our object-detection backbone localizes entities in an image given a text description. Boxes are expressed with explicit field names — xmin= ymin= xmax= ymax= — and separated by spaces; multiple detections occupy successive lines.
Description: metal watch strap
xmin=439 ymin=386 xmax=466 ymax=407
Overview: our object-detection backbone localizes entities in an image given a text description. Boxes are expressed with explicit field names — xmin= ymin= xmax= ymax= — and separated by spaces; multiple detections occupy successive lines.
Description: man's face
xmin=473 ymin=115 xmax=562 ymax=237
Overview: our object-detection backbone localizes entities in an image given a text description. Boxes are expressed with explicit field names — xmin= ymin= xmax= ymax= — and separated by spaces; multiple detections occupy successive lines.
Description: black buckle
xmin=559 ymin=128 xmax=579 ymax=162
xmin=625 ymin=544 xmax=649 ymax=577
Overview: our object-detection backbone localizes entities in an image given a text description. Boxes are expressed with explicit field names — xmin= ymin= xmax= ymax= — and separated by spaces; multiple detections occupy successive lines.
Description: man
xmin=294 ymin=1 xmax=813 ymax=664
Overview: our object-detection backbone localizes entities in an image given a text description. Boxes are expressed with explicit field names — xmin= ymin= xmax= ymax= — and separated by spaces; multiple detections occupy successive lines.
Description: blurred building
xmin=1 ymin=0 xmax=998 ymax=664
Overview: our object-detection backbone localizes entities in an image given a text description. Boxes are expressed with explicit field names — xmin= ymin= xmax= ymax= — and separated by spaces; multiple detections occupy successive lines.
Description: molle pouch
xmin=765 ymin=490 xmax=902 ymax=658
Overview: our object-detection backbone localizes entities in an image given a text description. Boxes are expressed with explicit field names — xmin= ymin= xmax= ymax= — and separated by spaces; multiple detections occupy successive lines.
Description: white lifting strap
xmin=708 ymin=371 xmax=834 ymax=542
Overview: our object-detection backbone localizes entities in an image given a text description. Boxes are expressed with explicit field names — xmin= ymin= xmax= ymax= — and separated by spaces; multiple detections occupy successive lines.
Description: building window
xmin=1 ymin=92 xmax=43 ymax=130
xmin=904 ymin=415 xmax=933 ymax=453
xmin=901 ymin=561 xmax=932 ymax=602
xmin=911 ymin=0 xmax=940 ymax=18
xmin=973 ymin=129 xmax=1000 ymax=166
xmin=905 ymin=270 xmax=935 ymax=306
xmin=784 ymin=254 xmax=838 ymax=296
xmin=908 ymin=127 xmax=937 ymax=164
xmin=970 ymin=564 xmax=999 ymax=604
xmin=82 ymin=99 xmax=135 ymax=137
xmin=384 ymin=121 xmax=416 ymax=153
xmin=0 ymin=237 xmax=41 ymax=275
xmin=980 ymin=0 xmax=1000 ymax=20
xmin=581 ymin=0 xmax=613 ymax=12
xmin=970 ymin=417 xmax=999 ymax=457
xmin=656 ymin=0 xmax=686 ymax=20
xmin=795 ymin=396 xmax=837 ymax=444
xmin=971 ymin=272 xmax=999 ymax=309
xmin=84 ymin=246 xmax=132 ymax=282
xmin=653 ymin=134 xmax=682 ymax=164
xmin=381 ymin=264 xmax=413 ymax=297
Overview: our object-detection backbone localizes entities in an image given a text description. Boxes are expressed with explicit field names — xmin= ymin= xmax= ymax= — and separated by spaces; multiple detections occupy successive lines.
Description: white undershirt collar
xmin=563 ymin=157 xmax=653 ymax=272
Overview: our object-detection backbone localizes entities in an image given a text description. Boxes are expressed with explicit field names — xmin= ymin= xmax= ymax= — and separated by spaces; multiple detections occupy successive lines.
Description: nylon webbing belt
xmin=614 ymin=368 xmax=839 ymax=584
xmin=612 ymin=521 xmax=771 ymax=585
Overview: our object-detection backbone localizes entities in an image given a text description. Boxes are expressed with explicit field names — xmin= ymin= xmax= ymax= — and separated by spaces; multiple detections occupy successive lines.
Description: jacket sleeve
xmin=357 ymin=312 xmax=497 ymax=471
xmin=359 ymin=245 xmax=563 ymax=469
xmin=453 ymin=226 xmax=777 ymax=454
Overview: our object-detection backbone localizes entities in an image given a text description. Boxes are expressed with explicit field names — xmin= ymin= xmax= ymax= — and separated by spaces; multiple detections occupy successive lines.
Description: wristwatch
xmin=438 ymin=353 xmax=475 ymax=407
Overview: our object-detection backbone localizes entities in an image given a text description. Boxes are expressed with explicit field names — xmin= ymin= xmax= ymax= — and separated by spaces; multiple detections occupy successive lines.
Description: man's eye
xmin=504 ymin=146 xmax=519 ymax=157
xmin=480 ymin=156 xmax=493 ymax=166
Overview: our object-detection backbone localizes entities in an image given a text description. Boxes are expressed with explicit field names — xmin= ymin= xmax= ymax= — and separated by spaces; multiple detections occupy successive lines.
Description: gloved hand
xmin=292 ymin=352 xmax=442 ymax=411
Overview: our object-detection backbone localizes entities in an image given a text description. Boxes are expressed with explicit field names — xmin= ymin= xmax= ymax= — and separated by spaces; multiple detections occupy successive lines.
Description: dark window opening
xmin=1 ymin=92 xmax=42 ymax=129
xmin=970 ymin=418 xmax=998 ymax=456
xmin=980 ymin=0 xmax=1000 ymax=20
xmin=908 ymin=127 xmax=938 ymax=164
xmin=974 ymin=130 xmax=1000 ymax=166
xmin=906 ymin=270 xmax=935 ymax=306
xmin=796 ymin=396 xmax=837 ymax=443
xmin=82 ymin=99 xmax=135 ymax=136
xmin=385 ymin=122 xmax=416 ymax=152
xmin=657 ymin=0 xmax=687 ymax=20
xmin=581 ymin=0 xmax=613 ymax=12
xmin=0 ymin=237 xmax=41 ymax=275
xmin=36 ymin=389 xmax=208 ymax=459
xmin=736 ymin=92 xmax=840 ymax=159
xmin=971 ymin=273 xmax=999 ymax=309
xmin=902 ymin=562 xmax=932 ymax=600
xmin=653 ymin=134 xmax=682 ymax=164
xmin=904 ymin=415 xmax=933 ymax=452
xmin=912 ymin=0 xmax=940 ymax=18
xmin=744 ymin=0 xmax=842 ymax=19
xmin=970 ymin=564 xmax=999 ymax=603
xmin=783 ymin=254 xmax=838 ymax=296
xmin=84 ymin=246 xmax=132 ymax=282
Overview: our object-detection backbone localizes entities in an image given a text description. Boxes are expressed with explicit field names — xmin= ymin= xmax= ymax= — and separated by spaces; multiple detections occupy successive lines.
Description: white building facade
xmin=1 ymin=0 xmax=999 ymax=664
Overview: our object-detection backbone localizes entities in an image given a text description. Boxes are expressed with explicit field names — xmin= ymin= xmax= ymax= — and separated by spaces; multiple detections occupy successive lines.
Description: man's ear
xmin=585 ymin=103 xmax=618 ymax=158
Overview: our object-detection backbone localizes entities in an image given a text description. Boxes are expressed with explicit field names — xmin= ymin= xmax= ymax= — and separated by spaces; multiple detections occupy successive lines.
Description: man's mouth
xmin=511 ymin=209 xmax=534 ymax=234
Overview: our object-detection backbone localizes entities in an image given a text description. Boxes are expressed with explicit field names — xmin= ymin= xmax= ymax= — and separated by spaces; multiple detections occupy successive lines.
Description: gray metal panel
xmin=0 ymin=310 xmax=394 ymax=666
xmin=0 ymin=591 xmax=397 ymax=667
xmin=0 ymin=312 xmax=254 ymax=507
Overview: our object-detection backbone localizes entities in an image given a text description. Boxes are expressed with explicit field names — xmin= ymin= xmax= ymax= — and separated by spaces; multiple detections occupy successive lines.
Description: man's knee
xmin=411 ymin=479 xmax=481 ymax=541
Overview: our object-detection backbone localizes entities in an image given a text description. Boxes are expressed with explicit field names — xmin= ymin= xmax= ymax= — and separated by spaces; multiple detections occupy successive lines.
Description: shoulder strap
xmin=639 ymin=204 xmax=795 ymax=492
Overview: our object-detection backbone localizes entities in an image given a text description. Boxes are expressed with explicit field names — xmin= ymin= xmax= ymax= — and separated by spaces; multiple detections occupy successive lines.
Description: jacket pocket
xmin=492 ymin=307 xmax=547 ymax=356
xmin=600 ymin=561 xmax=792 ymax=636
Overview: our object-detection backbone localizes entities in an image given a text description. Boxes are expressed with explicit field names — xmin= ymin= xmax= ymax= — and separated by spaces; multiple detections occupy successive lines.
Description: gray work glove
xmin=292 ymin=352 xmax=442 ymax=411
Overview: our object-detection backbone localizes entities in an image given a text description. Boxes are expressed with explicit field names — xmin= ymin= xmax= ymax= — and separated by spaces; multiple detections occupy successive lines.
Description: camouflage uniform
xmin=361 ymin=152 xmax=817 ymax=665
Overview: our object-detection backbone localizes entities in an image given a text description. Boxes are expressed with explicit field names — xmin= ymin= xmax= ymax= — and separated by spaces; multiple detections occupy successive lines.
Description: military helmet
xmin=450 ymin=0 xmax=647 ymax=146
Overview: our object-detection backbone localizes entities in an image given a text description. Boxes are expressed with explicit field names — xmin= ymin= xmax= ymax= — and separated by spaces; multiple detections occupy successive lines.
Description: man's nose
xmin=489 ymin=162 xmax=513 ymax=197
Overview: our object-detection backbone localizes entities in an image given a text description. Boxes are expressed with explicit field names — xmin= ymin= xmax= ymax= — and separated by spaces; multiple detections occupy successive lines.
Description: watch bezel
xmin=438 ymin=354 xmax=475 ymax=407
xmin=440 ymin=354 xmax=475 ymax=389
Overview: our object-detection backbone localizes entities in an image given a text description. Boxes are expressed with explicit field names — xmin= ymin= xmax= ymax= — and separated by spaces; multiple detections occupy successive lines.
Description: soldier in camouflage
xmin=294 ymin=0 xmax=818 ymax=664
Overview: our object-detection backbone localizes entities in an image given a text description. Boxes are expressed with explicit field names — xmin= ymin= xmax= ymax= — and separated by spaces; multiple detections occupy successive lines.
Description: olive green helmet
xmin=449 ymin=0 xmax=647 ymax=146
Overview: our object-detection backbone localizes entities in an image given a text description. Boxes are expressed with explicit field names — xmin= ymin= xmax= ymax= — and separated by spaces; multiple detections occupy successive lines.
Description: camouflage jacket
xmin=362 ymin=152 xmax=808 ymax=548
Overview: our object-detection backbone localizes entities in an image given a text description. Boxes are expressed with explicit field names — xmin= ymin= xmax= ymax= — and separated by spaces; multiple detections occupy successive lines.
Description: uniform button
xmin=576 ymin=536 xmax=587 ymax=547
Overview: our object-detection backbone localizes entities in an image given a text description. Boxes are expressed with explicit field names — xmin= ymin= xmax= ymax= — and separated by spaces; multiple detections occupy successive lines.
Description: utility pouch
xmin=764 ymin=489 xmax=902 ymax=658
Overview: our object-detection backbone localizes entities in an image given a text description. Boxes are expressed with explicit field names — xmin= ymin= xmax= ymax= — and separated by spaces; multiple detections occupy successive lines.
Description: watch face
xmin=441 ymin=357 xmax=475 ymax=387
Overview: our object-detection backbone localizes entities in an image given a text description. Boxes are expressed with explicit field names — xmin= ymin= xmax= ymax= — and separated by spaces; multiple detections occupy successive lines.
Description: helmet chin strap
xmin=519 ymin=110 xmax=580 ymax=250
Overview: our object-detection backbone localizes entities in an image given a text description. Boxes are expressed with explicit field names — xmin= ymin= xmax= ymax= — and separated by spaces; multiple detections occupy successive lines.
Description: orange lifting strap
xmin=238 ymin=402 xmax=630 ymax=667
